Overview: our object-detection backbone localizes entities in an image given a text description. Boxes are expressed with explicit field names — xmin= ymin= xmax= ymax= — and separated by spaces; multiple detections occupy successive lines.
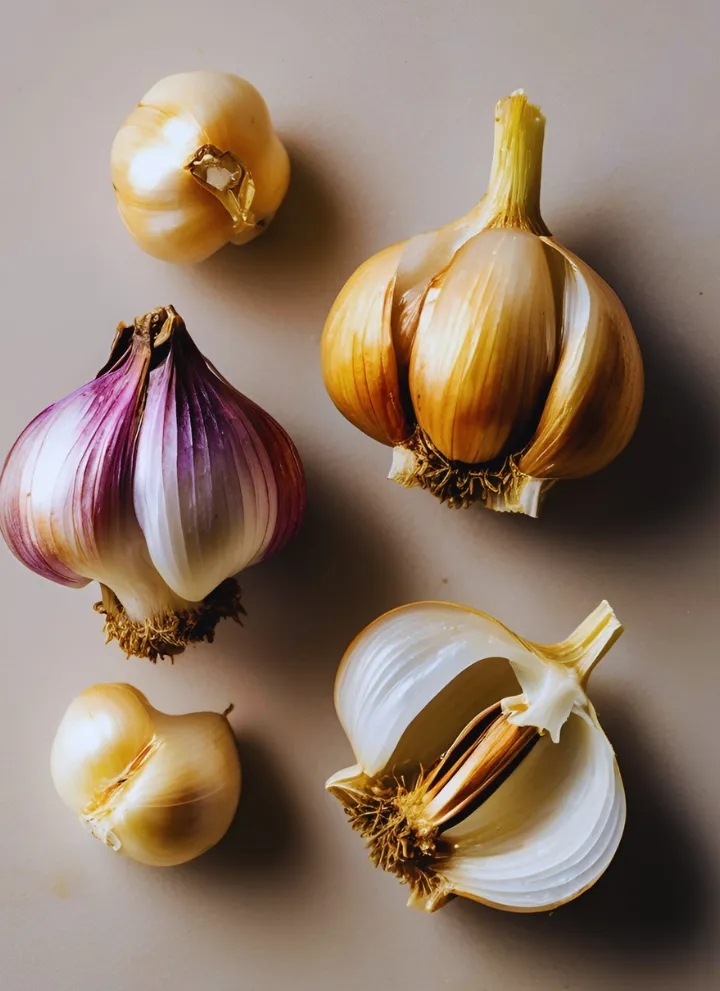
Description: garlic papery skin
xmin=51 ymin=683 xmax=241 ymax=866
xmin=0 ymin=306 xmax=305 ymax=659
xmin=326 ymin=600 xmax=625 ymax=913
xmin=321 ymin=90 xmax=643 ymax=515
xmin=111 ymin=71 xmax=290 ymax=263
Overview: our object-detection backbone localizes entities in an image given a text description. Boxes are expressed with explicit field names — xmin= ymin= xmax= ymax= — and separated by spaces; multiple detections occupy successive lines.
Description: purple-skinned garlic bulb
xmin=0 ymin=306 xmax=305 ymax=660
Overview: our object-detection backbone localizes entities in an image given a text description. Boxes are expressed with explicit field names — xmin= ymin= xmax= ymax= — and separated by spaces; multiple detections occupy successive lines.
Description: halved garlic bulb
xmin=0 ymin=306 xmax=305 ymax=659
xmin=321 ymin=90 xmax=644 ymax=515
xmin=112 ymin=70 xmax=290 ymax=263
xmin=51 ymin=683 xmax=241 ymax=866
xmin=327 ymin=600 xmax=625 ymax=912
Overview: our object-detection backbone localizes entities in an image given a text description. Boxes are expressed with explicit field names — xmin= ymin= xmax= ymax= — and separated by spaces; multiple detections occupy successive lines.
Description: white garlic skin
xmin=51 ymin=683 xmax=241 ymax=867
xmin=111 ymin=71 xmax=290 ymax=263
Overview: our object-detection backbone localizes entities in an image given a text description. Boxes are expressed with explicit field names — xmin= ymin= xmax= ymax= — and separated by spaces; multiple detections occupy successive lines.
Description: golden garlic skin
xmin=111 ymin=71 xmax=290 ymax=263
xmin=51 ymin=684 xmax=241 ymax=866
xmin=321 ymin=91 xmax=644 ymax=515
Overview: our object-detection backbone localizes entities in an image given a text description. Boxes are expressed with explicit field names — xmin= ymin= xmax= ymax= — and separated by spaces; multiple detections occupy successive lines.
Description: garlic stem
xmin=482 ymin=89 xmax=550 ymax=236
xmin=542 ymin=600 xmax=624 ymax=684
xmin=186 ymin=144 xmax=258 ymax=235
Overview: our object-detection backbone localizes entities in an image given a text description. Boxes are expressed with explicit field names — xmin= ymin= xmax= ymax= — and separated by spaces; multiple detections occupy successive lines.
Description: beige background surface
xmin=1 ymin=2 xmax=718 ymax=989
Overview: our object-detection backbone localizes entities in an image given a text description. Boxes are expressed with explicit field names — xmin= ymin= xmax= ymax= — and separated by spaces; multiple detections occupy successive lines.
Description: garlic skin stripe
xmin=0 ymin=306 xmax=306 ymax=660
xmin=326 ymin=600 xmax=626 ymax=913
xmin=112 ymin=71 xmax=290 ymax=263
xmin=321 ymin=90 xmax=643 ymax=515
xmin=51 ymin=684 xmax=241 ymax=866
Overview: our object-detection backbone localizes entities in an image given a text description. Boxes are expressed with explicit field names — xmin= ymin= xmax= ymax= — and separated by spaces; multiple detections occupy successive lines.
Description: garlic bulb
xmin=51 ymin=683 xmax=240 ymax=866
xmin=0 ymin=306 xmax=305 ymax=659
xmin=327 ymin=600 xmax=625 ymax=912
xmin=322 ymin=90 xmax=644 ymax=515
xmin=111 ymin=70 xmax=290 ymax=263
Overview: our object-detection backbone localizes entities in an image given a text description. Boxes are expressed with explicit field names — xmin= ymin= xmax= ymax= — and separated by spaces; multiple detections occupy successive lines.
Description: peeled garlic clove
xmin=321 ymin=90 xmax=644 ymax=515
xmin=327 ymin=600 xmax=625 ymax=912
xmin=51 ymin=683 xmax=240 ymax=866
xmin=111 ymin=70 xmax=290 ymax=263
xmin=0 ymin=306 xmax=306 ymax=660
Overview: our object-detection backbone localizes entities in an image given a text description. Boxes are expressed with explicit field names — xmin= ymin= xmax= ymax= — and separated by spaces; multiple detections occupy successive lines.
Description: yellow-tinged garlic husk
xmin=321 ymin=91 xmax=644 ymax=515
xmin=111 ymin=71 xmax=290 ymax=263
xmin=327 ymin=600 xmax=626 ymax=912
xmin=51 ymin=683 xmax=241 ymax=866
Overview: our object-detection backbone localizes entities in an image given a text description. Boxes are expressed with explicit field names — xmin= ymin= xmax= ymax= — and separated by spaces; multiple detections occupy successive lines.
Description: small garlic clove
xmin=518 ymin=238 xmax=644 ymax=480
xmin=110 ymin=708 xmax=241 ymax=867
xmin=321 ymin=242 xmax=411 ymax=445
xmin=111 ymin=71 xmax=290 ymax=263
xmin=409 ymin=228 xmax=558 ymax=463
xmin=51 ymin=683 xmax=241 ymax=867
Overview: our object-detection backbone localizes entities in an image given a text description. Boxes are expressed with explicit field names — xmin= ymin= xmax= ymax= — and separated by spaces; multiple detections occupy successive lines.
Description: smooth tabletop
xmin=1 ymin=2 xmax=718 ymax=990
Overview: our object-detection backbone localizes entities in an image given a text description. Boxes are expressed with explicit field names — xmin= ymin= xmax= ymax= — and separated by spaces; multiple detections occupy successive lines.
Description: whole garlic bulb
xmin=322 ymin=90 xmax=644 ymax=515
xmin=327 ymin=600 xmax=625 ymax=912
xmin=111 ymin=71 xmax=290 ymax=263
xmin=51 ymin=683 xmax=241 ymax=866
xmin=0 ymin=306 xmax=305 ymax=659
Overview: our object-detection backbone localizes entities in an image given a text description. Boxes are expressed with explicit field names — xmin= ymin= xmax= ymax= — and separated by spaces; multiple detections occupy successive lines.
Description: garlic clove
xmin=51 ymin=684 xmax=241 ymax=867
xmin=111 ymin=71 xmax=290 ymax=263
xmin=439 ymin=708 xmax=624 ymax=912
xmin=518 ymin=238 xmax=644 ymax=480
xmin=322 ymin=242 xmax=411 ymax=445
xmin=334 ymin=601 xmax=531 ymax=777
xmin=138 ymin=70 xmax=289 ymax=229
xmin=134 ymin=312 xmax=305 ymax=603
xmin=108 ymin=709 xmax=240 ymax=867
xmin=111 ymin=103 xmax=231 ymax=263
xmin=0 ymin=343 xmax=148 ymax=588
xmin=409 ymin=228 xmax=558 ymax=463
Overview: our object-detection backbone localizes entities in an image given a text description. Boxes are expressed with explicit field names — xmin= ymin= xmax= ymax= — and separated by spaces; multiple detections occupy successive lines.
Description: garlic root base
xmin=388 ymin=432 xmax=555 ymax=515
xmin=94 ymin=579 xmax=245 ymax=661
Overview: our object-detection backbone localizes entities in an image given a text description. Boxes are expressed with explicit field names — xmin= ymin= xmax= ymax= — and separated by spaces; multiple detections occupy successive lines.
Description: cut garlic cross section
xmin=326 ymin=600 xmax=625 ymax=912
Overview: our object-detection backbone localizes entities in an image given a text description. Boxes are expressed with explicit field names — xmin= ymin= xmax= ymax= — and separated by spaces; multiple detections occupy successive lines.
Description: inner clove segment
xmin=327 ymin=600 xmax=626 ymax=912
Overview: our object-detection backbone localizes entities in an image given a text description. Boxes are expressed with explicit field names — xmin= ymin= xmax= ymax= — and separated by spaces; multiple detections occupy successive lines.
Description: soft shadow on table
xmin=498 ymin=223 xmax=720 ymax=550
xmin=239 ymin=459 xmax=411 ymax=689
xmin=452 ymin=691 xmax=717 ymax=965
xmin=183 ymin=734 xmax=307 ymax=886
xmin=191 ymin=137 xmax=348 ymax=298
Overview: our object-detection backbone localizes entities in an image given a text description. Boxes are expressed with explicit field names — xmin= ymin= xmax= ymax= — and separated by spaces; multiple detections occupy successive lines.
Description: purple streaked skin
xmin=0 ymin=308 xmax=306 ymax=615
xmin=0 ymin=343 xmax=148 ymax=588
xmin=135 ymin=321 xmax=306 ymax=602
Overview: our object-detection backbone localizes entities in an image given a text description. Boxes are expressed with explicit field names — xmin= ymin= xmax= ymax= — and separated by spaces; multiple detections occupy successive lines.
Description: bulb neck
xmin=483 ymin=90 xmax=550 ymax=236
xmin=186 ymin=144 xmax=259 ymax=237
